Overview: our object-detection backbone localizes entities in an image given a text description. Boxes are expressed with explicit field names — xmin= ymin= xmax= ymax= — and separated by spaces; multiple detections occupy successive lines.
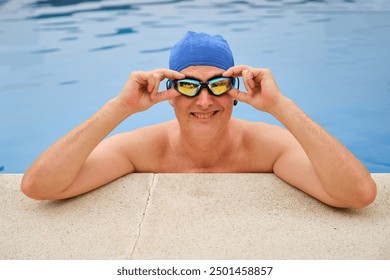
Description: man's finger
xmin=152 ymin=89 xmax=180 ymax=103
xmin=242 ymin=70 xmax=255 ymax=95
xmin=223 ymin=65 xmax=251 ymax=77
xmin=146 ymin=73 xmax=156 ymax=93
xmin=153 ymin=68 xmax=185 ymax=80
xmin=228 ymin=88 xmax=251 ymax=103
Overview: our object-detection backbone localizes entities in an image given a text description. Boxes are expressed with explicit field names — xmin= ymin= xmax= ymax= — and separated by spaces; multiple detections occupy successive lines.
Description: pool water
xmin=0 ymin=0 xmax=389 ymax=173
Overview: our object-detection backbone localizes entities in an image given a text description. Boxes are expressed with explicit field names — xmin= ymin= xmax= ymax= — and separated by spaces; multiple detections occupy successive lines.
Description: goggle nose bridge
xmin=198 ymin=82 xmax=212 ymax=92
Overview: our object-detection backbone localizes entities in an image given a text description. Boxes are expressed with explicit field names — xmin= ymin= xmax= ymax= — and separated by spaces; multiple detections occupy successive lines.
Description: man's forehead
xmin=180 ymin=66 xmax=225 ymax=81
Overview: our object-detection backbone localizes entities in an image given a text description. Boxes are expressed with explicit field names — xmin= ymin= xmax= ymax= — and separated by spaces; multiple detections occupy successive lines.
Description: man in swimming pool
xmin=21 ymin=31 xmax=377 ymax=208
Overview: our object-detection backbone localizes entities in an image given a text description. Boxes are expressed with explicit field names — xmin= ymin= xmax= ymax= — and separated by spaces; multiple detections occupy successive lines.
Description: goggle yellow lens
xmin=176 ymin=80 xmax=200 ymax=96
xmin=209 ymin=78 xmax=232 ymax=95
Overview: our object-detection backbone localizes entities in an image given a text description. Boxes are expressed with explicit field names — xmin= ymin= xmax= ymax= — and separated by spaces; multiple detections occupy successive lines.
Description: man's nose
xmin=195 ymin=88 xmax=214 ymax=108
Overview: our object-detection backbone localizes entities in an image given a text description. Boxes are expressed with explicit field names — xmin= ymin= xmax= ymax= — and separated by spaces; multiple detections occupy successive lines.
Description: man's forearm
xmin=269 ymin=97 xmax=376 ymax=207
xmin=21 ymin=98 xmax=132 ymax=199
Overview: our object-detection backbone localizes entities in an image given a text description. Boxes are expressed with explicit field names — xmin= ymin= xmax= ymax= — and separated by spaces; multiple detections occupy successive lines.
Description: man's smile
xmin=191 ymin=110 xmax=219 ymax=119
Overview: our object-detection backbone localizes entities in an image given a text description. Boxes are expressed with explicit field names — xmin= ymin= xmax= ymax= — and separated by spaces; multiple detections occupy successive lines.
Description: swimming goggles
xmin=166 ymin=76 xmax=238 ymax=97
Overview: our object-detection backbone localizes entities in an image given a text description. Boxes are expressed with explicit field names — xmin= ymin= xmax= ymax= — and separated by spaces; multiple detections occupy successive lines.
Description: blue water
xmin=1 ymin=0 xmax=389 ymax=173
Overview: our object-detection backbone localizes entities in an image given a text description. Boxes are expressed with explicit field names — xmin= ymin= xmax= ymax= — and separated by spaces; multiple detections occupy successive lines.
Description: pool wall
xmin=0 ymin=173 xmax=389 ymax=259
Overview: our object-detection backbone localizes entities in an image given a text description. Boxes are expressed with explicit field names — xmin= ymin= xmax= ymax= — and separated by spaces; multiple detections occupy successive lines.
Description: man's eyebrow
xmin=183 ymin=74 xmax=224 ymax=82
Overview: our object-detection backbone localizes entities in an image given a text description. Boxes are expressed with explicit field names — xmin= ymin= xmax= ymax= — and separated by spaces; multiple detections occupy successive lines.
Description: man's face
xmin=169 ymin=65 xmax=234 ymax=138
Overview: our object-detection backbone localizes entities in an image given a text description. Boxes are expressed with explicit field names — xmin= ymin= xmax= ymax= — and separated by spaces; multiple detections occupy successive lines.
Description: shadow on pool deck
xmin=0 ymin=173 xmax=389 ymax=260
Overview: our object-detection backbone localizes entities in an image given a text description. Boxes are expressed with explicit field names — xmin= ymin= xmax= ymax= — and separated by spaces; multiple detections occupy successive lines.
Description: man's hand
xmin=223 ymin=65 xmax=284 ymax=113
xmin=117 ymin=69 xmax=185 ymax=114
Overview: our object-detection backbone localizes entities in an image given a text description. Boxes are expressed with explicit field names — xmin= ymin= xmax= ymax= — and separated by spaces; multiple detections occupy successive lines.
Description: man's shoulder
xmin=230 ymin=118 xmax=292 ymax=169
xmin=231 ymin=118 xmax=292 ymax=147
xmin=231 ymin=118 xmax=285 ymax=134
xmin=110 ymin=120 xmax=176 ymax=168
xmin=122 ymin=120 xmax=175 ymax=144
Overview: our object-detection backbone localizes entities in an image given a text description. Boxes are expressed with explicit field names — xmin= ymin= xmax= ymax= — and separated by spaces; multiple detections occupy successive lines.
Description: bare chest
xmin=156 ymin=149 xmax=273 ymax=173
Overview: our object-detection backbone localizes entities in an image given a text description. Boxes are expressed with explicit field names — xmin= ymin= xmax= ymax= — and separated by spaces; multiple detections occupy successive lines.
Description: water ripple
xmin=96 ymin=27 xmax=136 ymax=37
xmin=29 ymin=0 xmax=105 ymax=8
xmin=26 ymin=3 xmax=140 ymax=20
xmin=284 ymin=0 xmax=327 ymax=5
xmin=42 ymin=20 xmax=77 ymax=25
xmin=140 ymin=47 xmax=171 ymax=53
xmin=28 ymin=0 xmax=189 ymax=8
xmin=89 ymin=43 xmax=126 ymax=52
xmin=59 ymin=80 xmax=79 ymax=85
xmin=25 ymin=0 xmax=191 ymax=20
xmin=31 ymin=48 xmax=61 ymax=54
xmin=60 ymin=36 xmax=78 ymax=41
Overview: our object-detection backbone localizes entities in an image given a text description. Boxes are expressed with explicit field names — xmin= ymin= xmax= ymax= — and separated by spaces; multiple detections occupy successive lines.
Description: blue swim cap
xmin=169 ymin=31 xmax=234 ymax=72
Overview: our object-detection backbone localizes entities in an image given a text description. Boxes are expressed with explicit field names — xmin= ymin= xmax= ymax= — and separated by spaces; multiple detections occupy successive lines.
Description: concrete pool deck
xmin=0 ymin=173 xmax=389 ymax=260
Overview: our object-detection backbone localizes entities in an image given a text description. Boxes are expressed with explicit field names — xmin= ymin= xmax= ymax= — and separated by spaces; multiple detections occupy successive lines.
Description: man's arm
xmin=21 ymin=69 xmax=184 ymax=200
xmin=270 ymin=99 xmax=376 ymax=208
xmin=224 ymin=66 xmax=377 ymax=208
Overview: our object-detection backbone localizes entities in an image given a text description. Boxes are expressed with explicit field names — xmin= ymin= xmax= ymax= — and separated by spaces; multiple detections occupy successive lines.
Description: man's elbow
xmin=353 ymin=177 xmax=377 ymax=209
xmin=21 ymin=173 xmax=51 ymax=200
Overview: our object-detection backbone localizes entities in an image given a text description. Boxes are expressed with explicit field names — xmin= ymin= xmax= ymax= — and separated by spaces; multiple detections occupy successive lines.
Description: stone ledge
xmin=0 ymin=173 xmax=389 ymax=260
